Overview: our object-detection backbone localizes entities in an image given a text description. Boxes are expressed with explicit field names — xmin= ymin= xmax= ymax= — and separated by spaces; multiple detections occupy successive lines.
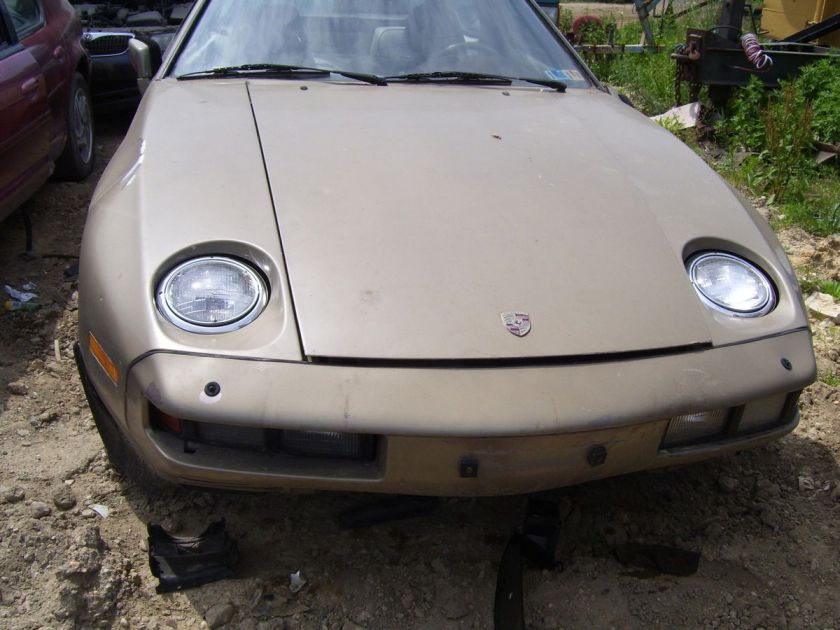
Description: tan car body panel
xmin=250 ymin=83 xmax=716 ymax=359
xmin=82 ymin=80 xmax=806 ymax=368
xmin=77 ymin=70 xmax=815 ymax=495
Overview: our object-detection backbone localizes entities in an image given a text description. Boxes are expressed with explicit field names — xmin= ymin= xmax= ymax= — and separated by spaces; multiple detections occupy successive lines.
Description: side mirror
xmin=128 ymin=39 xmax=153 ymax=95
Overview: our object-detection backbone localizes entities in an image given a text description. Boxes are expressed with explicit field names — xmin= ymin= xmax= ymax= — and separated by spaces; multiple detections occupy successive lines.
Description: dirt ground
xmin=0 ymin=117 xmax=838 ymax=630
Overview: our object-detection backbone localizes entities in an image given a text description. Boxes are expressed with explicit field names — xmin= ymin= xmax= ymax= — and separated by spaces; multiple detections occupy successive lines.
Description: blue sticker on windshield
xmin=545 ymin=69 xmax=569 ymax=81
xmin=545 ymin=69 xmax=585 ymax=82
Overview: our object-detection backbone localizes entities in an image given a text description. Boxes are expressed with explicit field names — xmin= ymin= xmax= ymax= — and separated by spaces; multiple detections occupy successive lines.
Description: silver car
xmin=75 ymin=0 xmax=816 ymax=496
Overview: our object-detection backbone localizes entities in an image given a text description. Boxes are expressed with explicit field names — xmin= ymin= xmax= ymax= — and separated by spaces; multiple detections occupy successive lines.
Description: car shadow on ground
xmin=115 ymin=425 xmax=839 ymax=629
xmin=0 ymin=112 xmax=132 ymax=425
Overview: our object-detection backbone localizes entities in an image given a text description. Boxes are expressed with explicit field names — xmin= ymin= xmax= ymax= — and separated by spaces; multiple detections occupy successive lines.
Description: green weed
xmin=801 ymin=278 xmax=840 ymax=301
xmin=819 ymin=372 xmax=840 ymax=388
xmin=775 ymin=188 xmax=840 ymax=237
xmin=762 ymin=85 xmax=815 ymax=201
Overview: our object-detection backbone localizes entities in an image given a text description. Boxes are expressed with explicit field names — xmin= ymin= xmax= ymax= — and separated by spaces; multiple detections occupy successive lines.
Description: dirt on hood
xmin=0 ymin=118 xmax=838 ymax=629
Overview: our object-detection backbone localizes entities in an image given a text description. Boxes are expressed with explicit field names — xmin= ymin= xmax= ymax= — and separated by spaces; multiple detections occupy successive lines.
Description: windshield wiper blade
xmin=177 ymin=64 xmax=327 ymax=79
xmin=387 ymin=71 xmax=511 ymax=85
xmin=177 ymin=64 xmax=388 ymax=86
xmin=513 ymin=76 xmax=567 ymax=92
xmin=386 ymin=71 xmax=566 ymax=92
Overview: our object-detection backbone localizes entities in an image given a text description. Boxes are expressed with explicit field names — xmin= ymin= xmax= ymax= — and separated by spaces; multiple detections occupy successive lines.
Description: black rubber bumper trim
xmin=74 ymin=342 xmax=118 ymax=430
xmin=74 ymin=342 xmax=148 ymax=478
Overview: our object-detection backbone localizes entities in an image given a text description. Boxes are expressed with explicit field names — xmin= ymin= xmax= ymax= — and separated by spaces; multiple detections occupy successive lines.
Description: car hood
xmin=249 ymin=82 xmax=719 ymax=360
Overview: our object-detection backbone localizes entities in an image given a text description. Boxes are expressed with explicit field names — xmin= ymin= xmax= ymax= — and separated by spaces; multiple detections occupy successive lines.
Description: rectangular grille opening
xmin=736 ymin=393 xmax=795 ymax=435
xmin=149 ymin=405 xmax=377 ymax=462
xmin=83 ymin=34 xmax=133 ymax=56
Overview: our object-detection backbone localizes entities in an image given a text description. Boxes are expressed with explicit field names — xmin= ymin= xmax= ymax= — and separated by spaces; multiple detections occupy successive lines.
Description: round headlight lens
xmin=687 ymin=252 xmax=775 ymax=317
xmin=157 ymin=257 xmax=267 ymax=332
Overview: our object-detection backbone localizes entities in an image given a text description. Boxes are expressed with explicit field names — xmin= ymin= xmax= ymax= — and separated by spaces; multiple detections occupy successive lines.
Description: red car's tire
xmin=54 ymin=72 xmax=95 ymax=181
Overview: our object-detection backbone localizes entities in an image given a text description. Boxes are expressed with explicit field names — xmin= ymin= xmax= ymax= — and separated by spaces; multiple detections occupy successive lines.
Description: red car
xmin=0 ymin=0 xmax=92 ymax=223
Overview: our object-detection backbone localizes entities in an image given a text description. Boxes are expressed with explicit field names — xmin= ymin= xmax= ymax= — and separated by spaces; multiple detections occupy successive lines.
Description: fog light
xmin=281 ymin=430 xmax=371 ymax=459
xmin=738 ymin=394 xmax=788 ymax=434
xmin=662 ymin=409 xmax=728 ymax=449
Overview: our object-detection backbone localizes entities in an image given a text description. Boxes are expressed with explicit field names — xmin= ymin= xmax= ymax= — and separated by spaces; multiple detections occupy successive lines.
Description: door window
xmin=0 ymin=22 xmax=10 ymax=47
xmin=1 ymin=0 xmax=42 ymax=39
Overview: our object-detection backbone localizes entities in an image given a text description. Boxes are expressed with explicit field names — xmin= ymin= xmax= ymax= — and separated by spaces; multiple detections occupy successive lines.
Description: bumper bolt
xmin=587 ymin=445 xmax=607 ymax=467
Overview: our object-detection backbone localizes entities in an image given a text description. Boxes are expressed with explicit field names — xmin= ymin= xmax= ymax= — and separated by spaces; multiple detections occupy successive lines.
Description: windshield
xmin=171 ymin=0 xmax=590 ymax=87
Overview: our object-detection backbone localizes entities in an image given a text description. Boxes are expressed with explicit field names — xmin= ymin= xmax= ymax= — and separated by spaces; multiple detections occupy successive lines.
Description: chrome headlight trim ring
xmin=156 ymin=256 xmax=269 ymax=334
xmin=687 ymin=252 xmax=776 ymax=318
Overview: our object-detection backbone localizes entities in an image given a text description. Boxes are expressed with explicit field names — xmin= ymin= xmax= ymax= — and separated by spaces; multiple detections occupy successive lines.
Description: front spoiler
xmin=141 ymin=411 xmax=799 ymax=496
xmin=73 ymin=329 xmax=815 ymax=496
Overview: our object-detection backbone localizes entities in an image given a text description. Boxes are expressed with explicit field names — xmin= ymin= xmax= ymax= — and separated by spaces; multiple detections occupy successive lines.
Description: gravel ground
xmin=0 ymin=117 xmax=838 ymax=630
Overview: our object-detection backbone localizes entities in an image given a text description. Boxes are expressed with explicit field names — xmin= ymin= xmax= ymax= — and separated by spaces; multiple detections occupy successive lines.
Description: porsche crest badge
xmin=501 ymin=312 xmax=531 ymax=337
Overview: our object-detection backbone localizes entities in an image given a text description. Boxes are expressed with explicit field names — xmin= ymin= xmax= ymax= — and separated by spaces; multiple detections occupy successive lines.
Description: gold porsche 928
xmin=75 ymin=0 xmax=816 ymax=496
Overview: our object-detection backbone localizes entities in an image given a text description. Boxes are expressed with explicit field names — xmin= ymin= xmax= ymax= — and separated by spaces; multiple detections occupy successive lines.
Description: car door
xmin=0 ymin=0 xmax=50 ymax=222
xmin=10 ymin=0 xmax=68 ymax=157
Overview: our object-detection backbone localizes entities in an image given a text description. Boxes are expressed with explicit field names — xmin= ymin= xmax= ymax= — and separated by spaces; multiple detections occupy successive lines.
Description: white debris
xmin=289 ymin=570 xmax=307 ymax=594
xmin=89 ymin=504 xmax=110 ymax=518
xmin=651 ymin=102 xmax=700 ymax=129
xmin=4 ymin=284 xmax=38 ymax=303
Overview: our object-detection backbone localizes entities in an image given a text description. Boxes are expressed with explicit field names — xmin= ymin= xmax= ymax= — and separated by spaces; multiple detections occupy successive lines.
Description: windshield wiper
xmin=177 ymin=64 xmax=388 ymax=86
xmin=386 ymin=71 xmax=566 ymax=92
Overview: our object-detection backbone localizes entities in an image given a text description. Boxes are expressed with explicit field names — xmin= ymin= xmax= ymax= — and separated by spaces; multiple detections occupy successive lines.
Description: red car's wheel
xmin=54 ymin=72 xmax=95 ymax=181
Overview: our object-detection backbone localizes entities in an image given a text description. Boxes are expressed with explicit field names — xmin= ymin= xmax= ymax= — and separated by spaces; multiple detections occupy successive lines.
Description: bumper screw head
xmin=587 ymin=445 xmax=607 ymax=467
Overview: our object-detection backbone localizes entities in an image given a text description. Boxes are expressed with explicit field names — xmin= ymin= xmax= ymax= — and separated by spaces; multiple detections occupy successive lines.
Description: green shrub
xmin=721 ymin=78 xmax=823 ymax=204
xmin=597 ymin=52 xmax=676 ymax=115
xmin=796 ymin=58 xmax=840 ymax=143
xmin=761 ymin=84 xmax=815 ymax=201
xmin=557 ymin=7 xmax=574 ymax=34
xmin=722 ymin=76 xmax=766 ymax=152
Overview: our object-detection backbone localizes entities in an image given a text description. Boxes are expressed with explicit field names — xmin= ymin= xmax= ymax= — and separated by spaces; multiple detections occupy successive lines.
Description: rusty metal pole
xmin=634 ymin=0 xmax=660 ymax=46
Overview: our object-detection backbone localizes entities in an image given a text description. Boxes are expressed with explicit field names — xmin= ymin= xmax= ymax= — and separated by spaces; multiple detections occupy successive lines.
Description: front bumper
xmin=80 ymin=329 xmax=815 ymax=496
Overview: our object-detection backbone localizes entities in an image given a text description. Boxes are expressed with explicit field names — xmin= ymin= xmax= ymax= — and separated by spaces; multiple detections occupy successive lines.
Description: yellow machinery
xmin=762 ymin=0 xmax=840 ymax=47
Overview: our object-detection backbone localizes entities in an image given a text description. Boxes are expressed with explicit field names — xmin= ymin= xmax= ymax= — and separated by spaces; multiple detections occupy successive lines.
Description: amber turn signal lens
xmin=88 ymin=332 xmax=119 ymax=384
xmin=160 ymin=412 xmax=182 ymax=434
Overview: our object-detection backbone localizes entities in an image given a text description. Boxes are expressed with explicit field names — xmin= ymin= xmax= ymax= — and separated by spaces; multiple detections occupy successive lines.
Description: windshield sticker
xmin=545 ymin=68 xmax=588 ymax=87
xmin=544 ymin=69 xmax=569 ymax=81
xmin=545 ymin=69 xmax=585 ymax=83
